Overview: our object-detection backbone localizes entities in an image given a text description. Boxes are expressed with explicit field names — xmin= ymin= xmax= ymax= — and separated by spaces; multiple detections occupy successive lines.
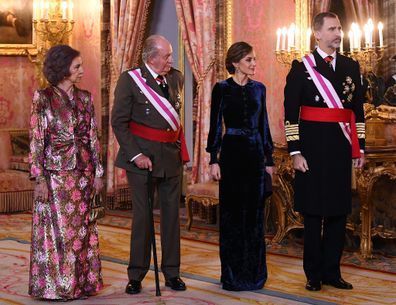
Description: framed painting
xmin=0 ymin=0 xmax=37 ymax=55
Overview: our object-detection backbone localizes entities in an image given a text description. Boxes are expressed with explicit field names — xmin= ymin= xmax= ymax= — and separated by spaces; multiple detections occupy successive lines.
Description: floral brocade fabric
xmin=28 ymin=86 xmax=103 ymax=300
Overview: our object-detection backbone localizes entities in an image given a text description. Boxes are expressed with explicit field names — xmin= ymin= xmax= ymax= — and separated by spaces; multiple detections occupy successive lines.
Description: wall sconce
xmin=275 ymin=18 xmax=385 ymax=73
xmin=27 ymin=0 xmax=75 ymax=88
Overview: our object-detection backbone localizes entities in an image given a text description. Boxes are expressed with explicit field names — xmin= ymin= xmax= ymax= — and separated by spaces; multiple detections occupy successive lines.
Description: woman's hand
xmin=265 ymin=166 xmax=274 ymax=178
xmin=93 ymin=177 xmax=104 ymax=194
xmin=210 ymin=163 xmax=221 ymax=181
xmin=34 ymin=180 xmax=48 ymax=202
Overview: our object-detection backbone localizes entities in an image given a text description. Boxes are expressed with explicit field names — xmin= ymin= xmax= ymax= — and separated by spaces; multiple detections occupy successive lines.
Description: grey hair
xmin=141 ymin=34 xmax=166 ymax=62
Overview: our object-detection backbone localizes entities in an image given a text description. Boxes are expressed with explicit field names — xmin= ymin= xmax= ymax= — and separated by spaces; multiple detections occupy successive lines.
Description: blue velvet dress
xmin=206 ymin=78 xmax=274 ymax=291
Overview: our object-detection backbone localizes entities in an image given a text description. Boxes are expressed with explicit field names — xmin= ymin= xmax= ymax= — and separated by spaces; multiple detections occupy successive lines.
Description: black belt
xmin=225 ymin=128 xmax=258 ymax=136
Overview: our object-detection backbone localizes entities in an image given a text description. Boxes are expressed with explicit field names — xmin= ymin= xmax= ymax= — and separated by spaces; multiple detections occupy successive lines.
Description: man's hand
xmin=210 ymin=163 xmax=221 ymax=181
xmin=292 ymin=153 xmax=309 ymax=172
xmin=34 ymin=180 xmax=48 ymax=202
xmin=134 ymin=154 xmax=153 ymax=171
xmin=353 ymin=153 xmax=365 ymax=168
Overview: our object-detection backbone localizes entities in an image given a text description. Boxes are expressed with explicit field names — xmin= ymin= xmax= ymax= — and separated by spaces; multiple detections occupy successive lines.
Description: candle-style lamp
xmin=275 ymin=18 xmax=385 ymax=71
xmin=27 ymin=0 xmax=75 ymax=88
xmin=348 ymin=20 xmax=385 ymax=73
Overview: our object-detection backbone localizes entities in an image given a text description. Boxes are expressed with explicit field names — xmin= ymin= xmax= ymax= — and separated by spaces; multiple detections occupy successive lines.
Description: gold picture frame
xmin=0 ymin=0 xmax=38 ymax=56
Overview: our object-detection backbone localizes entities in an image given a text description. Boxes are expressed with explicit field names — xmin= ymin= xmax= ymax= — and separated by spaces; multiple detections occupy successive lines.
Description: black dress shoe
xmin=165 ymin=277 xmax=187 ymax=291
xmin=125 ymin=280 xmax=142 ymax=294
xmin=322 ymin=278 xmax=353 ymax=289
xmin=305 ymin=280 xmax=321 ymax=291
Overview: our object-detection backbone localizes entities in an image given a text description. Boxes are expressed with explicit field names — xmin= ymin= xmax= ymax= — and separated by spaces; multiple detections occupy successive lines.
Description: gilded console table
xmin=269 ymin=145 xmax=303 ymax=244
xmin=355 ymin=145 xmax=396 ymax=258
xmin=270 ymin=144 xmax=396 ymax=258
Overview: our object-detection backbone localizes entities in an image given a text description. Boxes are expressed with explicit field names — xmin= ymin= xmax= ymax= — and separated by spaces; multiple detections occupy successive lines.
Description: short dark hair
xmin=312 ymin=12 xmax=339 ymax=32
xmin=225 ymin=41 xmax=253 ymax=74
xmin=43 ymin=45 xmax=80 ymax=86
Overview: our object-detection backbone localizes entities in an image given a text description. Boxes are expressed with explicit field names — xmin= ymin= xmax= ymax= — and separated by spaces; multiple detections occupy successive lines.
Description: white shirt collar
xmin=145 ymin=63 xmax=167 ymax=83
xmin=316 ymin=47 xmax=337 ymax=70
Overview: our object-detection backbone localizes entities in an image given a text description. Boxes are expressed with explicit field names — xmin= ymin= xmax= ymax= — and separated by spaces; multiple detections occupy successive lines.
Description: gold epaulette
xmin=285 ymin=121 xmax=299 ymax=141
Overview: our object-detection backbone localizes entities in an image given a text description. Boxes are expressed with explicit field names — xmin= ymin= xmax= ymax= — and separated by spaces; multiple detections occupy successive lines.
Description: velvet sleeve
xmin=259 ymin=84 xmax=274 ymax=166
xmin=206 ymin=82 xmax=223 ymax=164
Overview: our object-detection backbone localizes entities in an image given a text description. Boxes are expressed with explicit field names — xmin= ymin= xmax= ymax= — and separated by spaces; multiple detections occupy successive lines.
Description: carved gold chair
xmin=185 ymin=181 xmax=219 ymax=230
xmin=0 ymin=129 xmax=34 ymax=213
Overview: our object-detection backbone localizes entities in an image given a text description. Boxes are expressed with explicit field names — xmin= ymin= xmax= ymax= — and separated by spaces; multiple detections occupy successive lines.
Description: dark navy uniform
xmin=284 ymin=49 xmax=365 ymax=282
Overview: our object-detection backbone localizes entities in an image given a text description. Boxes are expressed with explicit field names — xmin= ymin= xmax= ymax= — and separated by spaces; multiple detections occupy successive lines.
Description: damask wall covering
xmin=232 ymin=0 xmax=295 ymax=144
xmin=0 ymin=0 xmax=102 ymax=169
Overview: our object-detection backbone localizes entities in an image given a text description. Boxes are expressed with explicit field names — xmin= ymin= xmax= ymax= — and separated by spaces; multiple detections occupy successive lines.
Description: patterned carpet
xmin=100 ymin=210 xmax=396 ymax=274
xmin=0 ymin=212 xmax=395 ymax=305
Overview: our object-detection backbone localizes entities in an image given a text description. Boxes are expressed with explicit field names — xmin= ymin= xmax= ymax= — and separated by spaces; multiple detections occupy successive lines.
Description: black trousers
xmin=303 ymin=214 xmax=347 ymax=282
xmin=126 ymin=171 xmax=181 ymax=281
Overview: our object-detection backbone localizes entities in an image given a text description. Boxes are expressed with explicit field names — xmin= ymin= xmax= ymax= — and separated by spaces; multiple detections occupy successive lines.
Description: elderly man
xmin=112 ymin=35 xmax=188 ymax=294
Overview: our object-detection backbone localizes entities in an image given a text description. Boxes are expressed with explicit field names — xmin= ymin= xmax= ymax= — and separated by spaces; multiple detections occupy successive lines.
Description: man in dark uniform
xmin=284 ymin=12 xmax=365 ymax=292
xmin=112 ymin=35 xmax=187 ymax=294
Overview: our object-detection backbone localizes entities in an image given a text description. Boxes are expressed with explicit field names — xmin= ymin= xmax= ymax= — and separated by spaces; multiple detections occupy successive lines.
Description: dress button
xmin=145 ymin=101 xmax=149 ymax=104
xmin=167 ymin=128 xmax=171 ymax=131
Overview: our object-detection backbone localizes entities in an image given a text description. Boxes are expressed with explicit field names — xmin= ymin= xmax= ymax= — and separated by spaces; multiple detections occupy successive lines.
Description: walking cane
xmin=147 ymin=166 xmax=161 ymax=296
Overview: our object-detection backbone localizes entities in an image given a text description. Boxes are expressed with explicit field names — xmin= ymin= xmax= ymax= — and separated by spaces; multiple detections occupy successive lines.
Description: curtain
xmin=310 ymin=0 xmax=331 ymax=16
xmin=342 ymin=0 xmax=379 ymax=25
xmin=378 ymin=0 xmax=395 ymax=81
xmin=311 ymin=0 xmax=379 ymax=25
xmin=175 ymin=0 xmax=217 ymax=184
xmin=106 ymin=0 xmax=151 ymax=195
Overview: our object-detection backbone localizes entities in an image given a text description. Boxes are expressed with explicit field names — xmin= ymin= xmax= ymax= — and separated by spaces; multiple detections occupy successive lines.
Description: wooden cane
xmin=147 ymin=167 xmax=161 ymax=296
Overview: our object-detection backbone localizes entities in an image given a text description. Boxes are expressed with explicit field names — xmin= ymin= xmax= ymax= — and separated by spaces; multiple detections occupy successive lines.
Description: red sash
xmin=129 ymin=122 xmax=190 ymax=162
xmin=300 ymin=106 xmax=360 ymax=158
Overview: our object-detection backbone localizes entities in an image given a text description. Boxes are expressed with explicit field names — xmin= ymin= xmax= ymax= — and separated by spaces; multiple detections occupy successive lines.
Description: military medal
xmin=175 ymin=93 xmax=181 ymax=110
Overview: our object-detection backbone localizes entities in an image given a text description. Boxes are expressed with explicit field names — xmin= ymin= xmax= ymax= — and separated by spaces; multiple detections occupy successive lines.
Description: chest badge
xmin=175 ymin=93 xmax=181 ymax=110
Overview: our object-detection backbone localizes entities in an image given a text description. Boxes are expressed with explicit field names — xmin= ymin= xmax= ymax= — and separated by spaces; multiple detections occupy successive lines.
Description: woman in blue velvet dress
xmin=206 ymin=42 xmax=274 ymax=291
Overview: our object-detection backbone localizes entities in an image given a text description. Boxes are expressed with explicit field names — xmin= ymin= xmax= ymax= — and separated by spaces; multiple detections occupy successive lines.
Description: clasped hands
xmin=292 ymin=153 xmax=365 ymax=173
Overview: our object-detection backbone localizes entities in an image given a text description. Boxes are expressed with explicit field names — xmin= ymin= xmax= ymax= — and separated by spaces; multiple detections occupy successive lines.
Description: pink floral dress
xmin=28 ymin=86 xmax=104 ymax=300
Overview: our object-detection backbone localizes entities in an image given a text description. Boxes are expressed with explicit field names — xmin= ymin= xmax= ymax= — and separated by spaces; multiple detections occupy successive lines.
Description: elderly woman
xmin=28 ymin=44 xmax=104 ymax=300
xmin=206 ymin=41 xmax=274 ymax=291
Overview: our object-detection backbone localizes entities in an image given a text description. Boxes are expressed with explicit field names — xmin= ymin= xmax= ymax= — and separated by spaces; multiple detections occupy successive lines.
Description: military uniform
xmin=284 ymin=49 xmax=365 ymax=282
xmin=112 ymin=64 xmax=184 ymax=282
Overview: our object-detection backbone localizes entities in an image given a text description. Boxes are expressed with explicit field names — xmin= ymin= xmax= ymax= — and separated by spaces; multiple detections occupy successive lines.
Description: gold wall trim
xmin=295 ymin=0 xmax=310 ymax=52
xmin=225 ymin=0 xmax=233 ymax=51
xmin=178 ymin=26 xmax=185 ymax=126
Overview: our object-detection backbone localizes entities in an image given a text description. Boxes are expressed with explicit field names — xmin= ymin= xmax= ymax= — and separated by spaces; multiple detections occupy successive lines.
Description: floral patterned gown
xmin=28 ymin=86 xmax=104 ymax=300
